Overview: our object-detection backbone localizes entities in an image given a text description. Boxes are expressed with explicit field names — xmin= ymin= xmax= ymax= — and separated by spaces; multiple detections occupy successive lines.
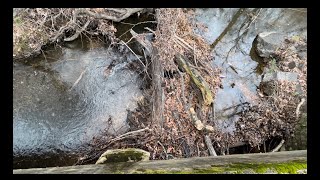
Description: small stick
xmin=174 ymin=34 xmax=193 ymax=50
xmin=204 ymin=135 xmax=217 ymax=156
xmin=108 ymin=127 xmax=150 ymax=145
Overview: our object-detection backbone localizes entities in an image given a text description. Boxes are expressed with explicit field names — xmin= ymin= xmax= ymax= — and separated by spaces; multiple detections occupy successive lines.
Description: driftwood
xmin=13 ymin=150 xmax=307 ymax=174
xmin=129 ymin=29 xmax=164 ymax=126
xmin=174 ymin=54 xmax=213 ymax=106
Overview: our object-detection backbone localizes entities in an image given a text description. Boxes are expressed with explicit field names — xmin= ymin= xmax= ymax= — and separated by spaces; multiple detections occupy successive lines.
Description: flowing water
xmin=13 ymin=38 xmax=143 ymax=169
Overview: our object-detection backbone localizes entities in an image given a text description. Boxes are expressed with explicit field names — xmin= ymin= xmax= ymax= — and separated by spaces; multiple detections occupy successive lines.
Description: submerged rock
xmin=96 ymin=148 xmax=150 ymax=164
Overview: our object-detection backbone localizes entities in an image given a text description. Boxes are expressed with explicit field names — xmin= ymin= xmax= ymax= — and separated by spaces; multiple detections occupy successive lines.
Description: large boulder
xmin=255 ymin=32 xmax=286 ymax=58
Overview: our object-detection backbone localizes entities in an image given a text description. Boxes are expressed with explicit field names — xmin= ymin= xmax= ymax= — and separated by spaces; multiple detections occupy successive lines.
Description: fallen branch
xmin=204 ymin=135 xmax=217 ymax=156
xmin=175 ymin=54 xmax=213 ymax=106
xmin=190 ymin=107 xmax=214 ymax=133
xmin=271 ymin=139 xmax=285 ymax=152
xmin=129 ymin=29 xmax=164 ymax=127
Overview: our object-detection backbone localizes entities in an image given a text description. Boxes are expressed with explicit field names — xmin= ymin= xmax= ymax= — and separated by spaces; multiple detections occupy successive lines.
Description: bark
xmin=151 ymin=47 xmax=164 ymax=126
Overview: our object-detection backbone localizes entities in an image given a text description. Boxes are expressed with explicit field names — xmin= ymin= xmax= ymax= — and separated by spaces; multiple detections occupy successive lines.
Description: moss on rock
xmin=95 ymin=148 xmax=150 ymax=164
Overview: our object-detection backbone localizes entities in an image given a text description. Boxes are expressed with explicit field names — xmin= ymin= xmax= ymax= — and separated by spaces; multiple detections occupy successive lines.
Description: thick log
xmin=13 ymin=150 xmax=307 ymax=174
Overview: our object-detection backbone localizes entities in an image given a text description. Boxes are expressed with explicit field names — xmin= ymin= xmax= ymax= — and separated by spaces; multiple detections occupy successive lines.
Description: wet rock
xmin=255 ymin=32 xmax=285 ymax=58
xmin=96 ymin=148 xmax=150 ymax=164
xmin=295 ymin=84 xmax=305 ymax=98
xmin=297 ymin=51 xmax=307 ymax=60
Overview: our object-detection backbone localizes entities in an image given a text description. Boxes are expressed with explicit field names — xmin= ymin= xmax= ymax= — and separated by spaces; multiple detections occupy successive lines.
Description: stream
xmin=13 ymin=38 xmax=143 ymax=168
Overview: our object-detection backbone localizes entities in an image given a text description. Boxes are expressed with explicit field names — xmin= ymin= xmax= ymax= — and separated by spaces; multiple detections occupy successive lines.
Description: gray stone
xmin=96 ymin=148 xmax=150 ymax=164
xmin=262 ymin=71 xmax=298 ymax=82
xmin=288 ymin=61 xmax=296 ymax=69
xmin=255 ymin=32 xmax=286 ymax=58
xmin=276 ymin=71 xmax=298 ymax=82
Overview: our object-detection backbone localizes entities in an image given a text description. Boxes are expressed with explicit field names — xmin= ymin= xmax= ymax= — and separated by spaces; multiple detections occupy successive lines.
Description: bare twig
xmin=69 ymin=69 xmax=87 ymax=91
xmin=64 ymin=19 xmax=91 ymax=42
xmin=108 ymin=127 xmax=151 ymax=145
xmin=118 ymin=21 xmax=157 ymax=39
xmin=174 ymin=34 xmax=193 ymax=51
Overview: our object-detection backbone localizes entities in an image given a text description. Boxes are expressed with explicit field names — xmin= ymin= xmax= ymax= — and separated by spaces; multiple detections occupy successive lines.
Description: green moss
xmin=106 ymin=150 xmax=145 ymax=163
xmin=130 ymin=160 xmax=306 ymax=174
